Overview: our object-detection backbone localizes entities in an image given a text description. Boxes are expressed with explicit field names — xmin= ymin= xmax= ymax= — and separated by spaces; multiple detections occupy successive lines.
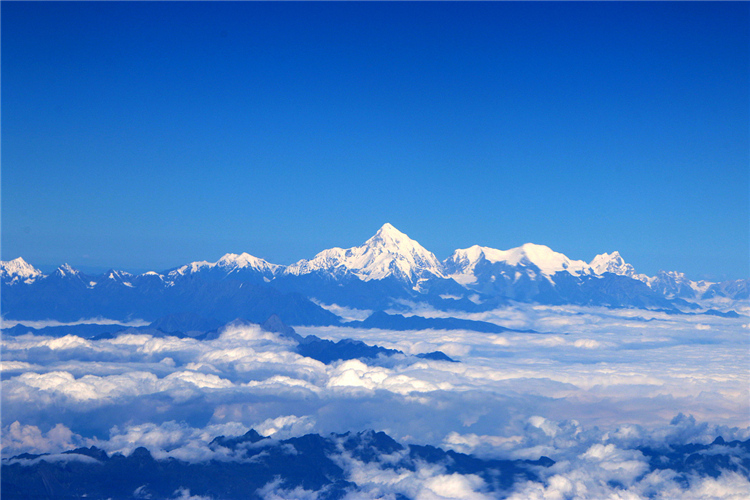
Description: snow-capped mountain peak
xmin=167 ymin=252 xmax=280 ymax=278
xmin=589 ymin=251 xmax=637 ymax=277
xmin=169 ymin=260 xmax=212 ymax=277
xmin=55 ymin=263 xmax=82 ymax=277
xmin=445 ymin=243 xmax=589 ymax=278
xmin=501 ymin=243 xmax=588 ymax=275
xmin=105 ymin=269 xmax=133 ymax=280
xmin=217 ymin=252 xmax=281 ymax=274
xmin=0 ymin=257 xmax=44 ymax=285
xmin=364 ymin=223 xmax=412 ymax=249
xmin=286 ymin=223 xmax=444 ymax=284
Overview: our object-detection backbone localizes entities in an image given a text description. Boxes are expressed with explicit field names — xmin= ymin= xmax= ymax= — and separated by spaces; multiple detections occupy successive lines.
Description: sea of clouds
xmin=2 ymin=303 xmax=748 ymax=499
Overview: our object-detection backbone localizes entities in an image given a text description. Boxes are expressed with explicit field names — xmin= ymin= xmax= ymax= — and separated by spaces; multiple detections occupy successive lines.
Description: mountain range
xmin=2 ymin=429 xmax=554 ymax=500
xmin=3 ymin=428 xmax=748 ymax=500
xmin=2 ymin=224 xmax=746 ymax=325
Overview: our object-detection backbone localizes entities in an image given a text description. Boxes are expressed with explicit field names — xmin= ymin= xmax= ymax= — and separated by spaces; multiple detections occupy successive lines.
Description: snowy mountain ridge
xmin=589 ymin=251 xmax=637 ymax=277
xmin=285 ymin=223 xmax=444 ymax=285
xmin=444 ymin=243 xmax=592 ymax=285
xmin=0 ymin=257 xmax=43 ymax=285
xmin=168 ymin=252 xmax=281 ymax=278
xmin=2 ymin=224 xmax=745 ymax=307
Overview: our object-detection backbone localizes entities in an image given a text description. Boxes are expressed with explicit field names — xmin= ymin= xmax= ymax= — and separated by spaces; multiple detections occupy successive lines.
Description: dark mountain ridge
xmin=1 ymin=429 xmax=554 ymax=500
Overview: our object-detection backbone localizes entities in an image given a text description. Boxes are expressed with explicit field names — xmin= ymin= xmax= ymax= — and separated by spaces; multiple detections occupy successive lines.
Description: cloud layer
xmin=2 ymin=305 xmax=748 ymax=498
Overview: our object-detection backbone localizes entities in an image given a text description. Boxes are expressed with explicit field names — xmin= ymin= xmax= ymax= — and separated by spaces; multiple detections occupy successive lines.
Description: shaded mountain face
xmin=2 ymin=224 xmax=745 ymax=323
xmin=1 ymin=429 xmax=554 ymax=500
xmin=4 ymin=428 xmax=748 ymax=500
xmin=0 ymin=266 xmax=341 ymax=325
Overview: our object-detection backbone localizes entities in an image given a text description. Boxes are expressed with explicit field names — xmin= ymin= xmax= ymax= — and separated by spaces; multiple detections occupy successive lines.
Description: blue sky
xmin=2 ymin=2 xmax=748 ymax=281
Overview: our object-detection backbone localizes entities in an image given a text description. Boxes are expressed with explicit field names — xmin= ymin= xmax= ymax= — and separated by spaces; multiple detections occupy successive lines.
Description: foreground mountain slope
xmin=1 ymin=429 xmax=553 ymax=500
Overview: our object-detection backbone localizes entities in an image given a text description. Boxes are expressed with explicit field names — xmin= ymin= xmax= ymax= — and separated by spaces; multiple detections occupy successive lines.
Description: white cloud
xmin=4 ymin=414 xmax=749 ymax=499
xmin=506 ymin=469 xmax=750 ymax=500
xmin=4 ymin=369 xmax=235 ymax=404
xmin=255 ymin=415 xmax=316 ymax=438
xmin=1 ymin=317 xmax=149 ymax=329
xmin=669 ymin=472 xmax=750 ymax=500
xmin=3 ymin=304 xmax=748 ymax=500
xmin=326 ymin=359 xmax=452 ymax=395
xmin=164 ymin=371 xmax=234 ymax=389
xmin=418 ymin=474 xmax=489 ymax=500
xmin=312 ymin=301 xmax=373 ymax=322
xmin=1 ymin=421 xmax=81 ymax=456
xmin=172 ymin=487 xmax=214 ymax=500
xmin=7 ymin=453 xmax=103 ymax=466
xmin=578 ymin=443 xmax=650 ymax=485
xmin=91 ymin=420 xmax=249 ymax=461
xmin=0 ymin=361 xmax=41 ymax=372
xmin=257 ymin=479 xmax=321 ymax=500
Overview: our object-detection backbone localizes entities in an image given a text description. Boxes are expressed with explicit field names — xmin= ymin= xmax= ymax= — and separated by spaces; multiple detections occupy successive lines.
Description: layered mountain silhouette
xmin=2 ymin=224 xmax=745 ymax=324
xmin=2 ymin=429 xmax=552 ymax=500
xmin=3 ymin=314 xmax=456 ymax=364
xmin=4 ymin=428 xmax=748 ymax=500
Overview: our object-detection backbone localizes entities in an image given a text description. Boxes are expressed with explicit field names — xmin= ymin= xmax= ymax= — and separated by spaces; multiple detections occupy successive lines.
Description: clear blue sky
xmin=2 ymin=2 xmax=748 ymax=281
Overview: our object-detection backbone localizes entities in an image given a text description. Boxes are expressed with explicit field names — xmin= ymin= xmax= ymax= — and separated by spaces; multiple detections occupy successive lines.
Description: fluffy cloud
xmin=418 ymin=474 xmax=489 ymax=500
xmin=326 ymin=359 xmax=450 ymax=395
xmin=94 ymin=420 xmax=248 ymax=461
xmin=2 ymin=318 xmax=149 ymax=329
xmin=4 ymin=415 xmax=749 ymax=499
xmin=255 ymin=415 xmax=317 ymax=438
xmin=506 ymin=469 xmax=750 ymax=500
xmin=1 ymin=421 xmax=81 ymax=456
xmin=2 ymin=306 xmax=748 ymax=500
xmin=257 ymin=479 xmax=322 ymax=500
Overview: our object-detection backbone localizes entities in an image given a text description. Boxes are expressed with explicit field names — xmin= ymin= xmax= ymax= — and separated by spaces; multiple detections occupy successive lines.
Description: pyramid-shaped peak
xmin=0 ymin=257 xmax=44 ymax=284
xmin=59 ymin=263 xmax=79 ymax=274
xmin=365 ymin=223 xmax=429 ymax=253
xmin=377 ymin=222 xmax=399 ymax=234
xmin=286 ymin=223 xmax=443 ymax=284
xmin=589 ymin=251 xmax=636 ymax=277
xmin=369 ymin=223 xmax=410 ymax=243
xmin=2 ymin=257 xmax=37 ymax=272
xmin=591 ymin=250 xmax=623 ymax=263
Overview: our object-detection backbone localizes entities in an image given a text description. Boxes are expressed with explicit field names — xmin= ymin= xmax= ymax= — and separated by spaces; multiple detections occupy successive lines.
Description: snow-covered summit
xmin=216 ymin=252 xmax=281 ymax=274
xmin=168 ymin=260 xmax=212 ymax=277
xmin=445 ymin=243 xmax=590 ymax=278
xmin=56 ymin=263 xmax=82 ymax=277
xmin=0 ymin=257 xmax=44 ymax=285
xmin=104 ymin=269 xmax=134 ymax=280
xmin=168 ymin=252 xmax=280 ymax=278
xmin=589 ymin=251 xmax=637 ymax=277
xmin=285 ymin=223 xmax=444 ymax=284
